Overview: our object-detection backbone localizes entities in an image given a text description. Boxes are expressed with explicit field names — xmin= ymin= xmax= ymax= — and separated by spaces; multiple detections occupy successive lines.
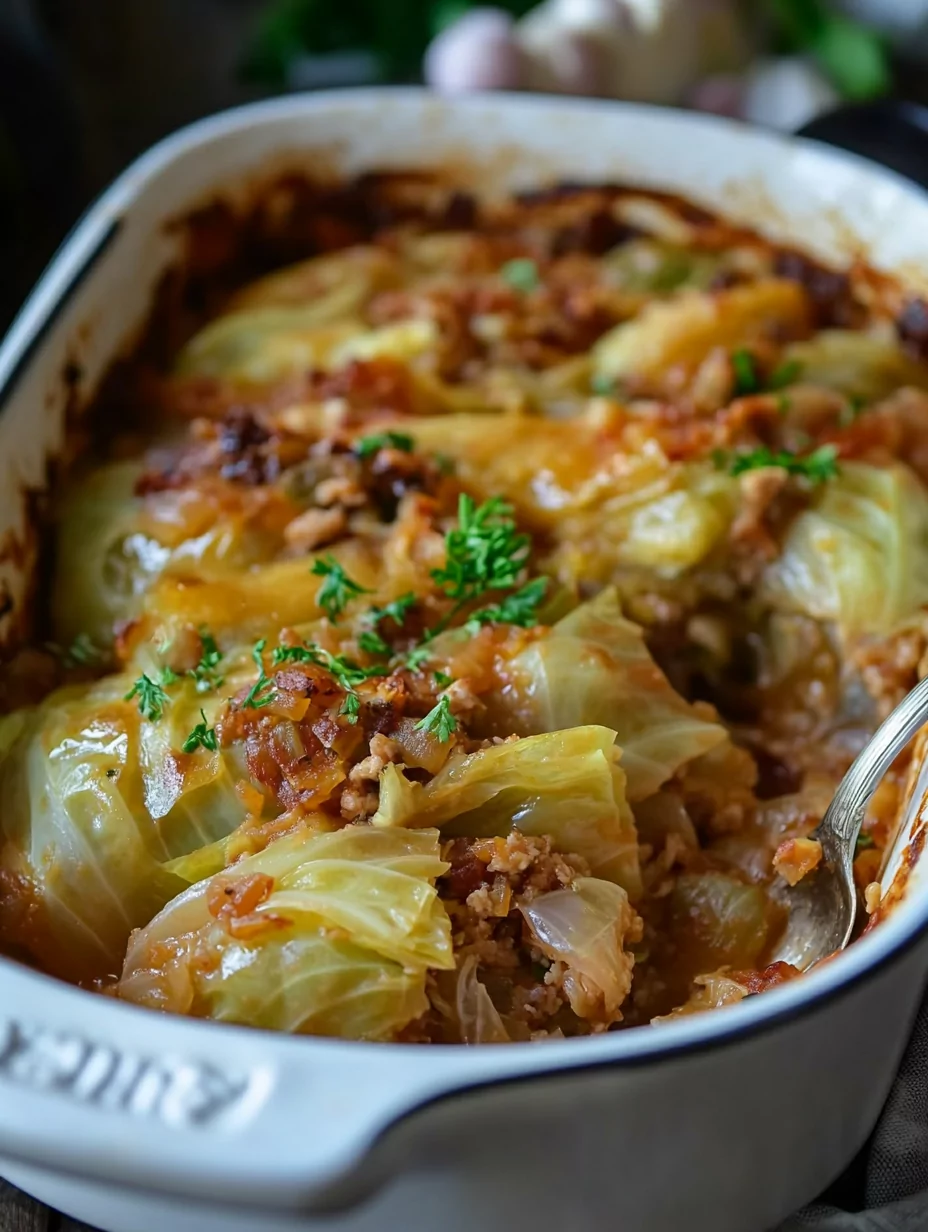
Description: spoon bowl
xmin=774 ymin=673 xmax=928 ymax=970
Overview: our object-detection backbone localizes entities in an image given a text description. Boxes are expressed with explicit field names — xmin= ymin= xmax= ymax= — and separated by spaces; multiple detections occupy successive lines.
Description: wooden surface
xmin=0 ymin=1180 xmax=95 ymax=1232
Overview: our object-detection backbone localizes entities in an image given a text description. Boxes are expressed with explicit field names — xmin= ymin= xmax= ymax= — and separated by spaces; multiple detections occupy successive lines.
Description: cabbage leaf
xmin=0 ymin=673 xmax=261 ymax=983
xmin=506 ymin=589 xmax=727 ymax=802
xmin=52 ymin=462 xmax=162 ymax=649
xmin=372 ymin=725 xmax=641 ymax=898
xmin=118 ymin=824 xmax=452 ymax=1039
xmin=763 ymin=461 xmax=928 ymax=637
xmin=521 ymin=877 xmax=638 ymax=1020
xmin=0 ymin=689 xmax=186 ymax=983
xmin=593 ymin=279 xmax=811 ymax=384
xmin=782 ymin=330 xmax=928 ymax=404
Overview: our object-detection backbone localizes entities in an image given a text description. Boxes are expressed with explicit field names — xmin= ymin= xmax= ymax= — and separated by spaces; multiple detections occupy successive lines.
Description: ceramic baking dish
xmin=2 ymin=90 xmax=928 ymax=1232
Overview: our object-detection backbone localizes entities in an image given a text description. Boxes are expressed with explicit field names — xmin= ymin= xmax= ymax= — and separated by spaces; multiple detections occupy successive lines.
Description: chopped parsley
xmin=189 ymin=628 xmax=224 ymax=694
xmin=500 ymin=257 xmax=540 ymax=294
xmin=270 ymin=639 xmax=386 ymax=718
xmin=838 ymin=394 xmax=867 ymax=428
xmin=159 ymin=666 xmax=181 ymax=687
xmin=182 ymin=710 xmax=218 ymax=754
xmin=358 ymin=630 xmax=391 ymax=658
xmin=731 ymin=350 xmax=803 ymax=398
xmin=415 ymin=694 xmax=457 ymax=743
xmin=433 ymin=670 xmax=453 ymax=687
xmin=271 ymin=643 xmax=318 ymax=667
xmin=766 ymin=358 xmax=803 ymax=391
xmin=727 ymin=444 xmax=840 ymax=484
xmin=124 ymin=674 xmax=170 ymax=722
xmin=731 ymin=348 xmax=760 ymax=396
xmin=63 ymin=633 xmax=104 ymax=668
xmin=432 ymin=494 xmax=530 ymax=606
xmin=354 ymin=431 xmax=415 ymax=459
xmin=855 ymin=832 xmax=876 ymax=853
xmin=590 ymin=373 xmax=616 ymax=397
xmin=403 ymin=645 xmax=433 ymax=672
xmin=311 ymin=555 xmax=371 ymax=623
xmin=242 ymin=640 xmax=276 ymax=709
xmin=467 ymin=577 xmax=548 ymax=632
xmin=366 ymin=592 xmax=416 ymax=630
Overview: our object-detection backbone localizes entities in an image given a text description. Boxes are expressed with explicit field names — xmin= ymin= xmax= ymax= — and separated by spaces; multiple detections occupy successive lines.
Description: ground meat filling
xmin=4 ymin=171 xmax=925 ymax=1045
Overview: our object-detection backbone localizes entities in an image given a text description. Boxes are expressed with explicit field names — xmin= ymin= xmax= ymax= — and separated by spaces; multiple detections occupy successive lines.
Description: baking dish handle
xmin=0 ymin=959 xmax=498 ymax=1214
xmin=797 ymin=100 xmax=928 ymax=190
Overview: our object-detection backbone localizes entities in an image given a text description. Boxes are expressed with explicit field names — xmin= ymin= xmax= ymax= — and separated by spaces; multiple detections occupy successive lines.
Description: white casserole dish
xmin=2 ymin=89 xmax=928 ymax=1232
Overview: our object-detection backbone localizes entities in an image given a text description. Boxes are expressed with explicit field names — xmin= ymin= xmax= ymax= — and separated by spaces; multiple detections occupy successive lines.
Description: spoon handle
xmin=817 ymin=673 xmax=928 ymax=949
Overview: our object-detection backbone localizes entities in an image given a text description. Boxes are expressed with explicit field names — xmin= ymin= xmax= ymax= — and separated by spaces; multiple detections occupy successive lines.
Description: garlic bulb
xmin=424 ymin=8 xmax=524 ymax=94
xmin=517 ymin=0 xmax=748 ymax=105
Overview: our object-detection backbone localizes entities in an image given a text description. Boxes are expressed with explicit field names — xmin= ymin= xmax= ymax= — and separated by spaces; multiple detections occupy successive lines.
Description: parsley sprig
xmin=190 ymin=628 xmax=224 ymax=694
xmin=124 ymin=674 xmax=171 ymax=722
xmin=312 ymin=555 xmax=371 ymax=623
xmin=432 ymin=494 xmax=530 ymax=609
xmin=467 ymin=577 xmax=548 ymax=633
xmin=183 ymin=710 xmax=218 ymax=754
xmin=731 ymin=349 xmax=804 ymax=398
xmin=366 ymin=592 xmax=416 ymax=629
xmin=243 ymin=640 xmax=276 ymax=710
xmin=271 ymin=640 xmax=387 ymax=724
xmin=415 ymin=694 xmax=457 ymax=743
xmin=727 ymin=444 xmax=840 ymax=484
xmin=500 ymin=258 xmax=540 ymax=294
xmin=62 ymin=633 xmax=104 ymax=668
xmin=358 ymin=630 xmax=391 ymax=657
xmin=355 ymin=431 xmax=415 ymax=459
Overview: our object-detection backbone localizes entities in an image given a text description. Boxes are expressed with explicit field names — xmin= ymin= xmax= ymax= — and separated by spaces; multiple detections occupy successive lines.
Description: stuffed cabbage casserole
xmin=2 ymin=172 xmax=928 ymax=1044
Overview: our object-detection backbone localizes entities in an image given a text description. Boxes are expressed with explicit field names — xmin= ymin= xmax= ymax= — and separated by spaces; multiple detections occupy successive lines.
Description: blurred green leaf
xmin=243 ymin=0 xmax=538 ymax=86
xmin=766 ymin=0 xmax=890 ymax=103
xmin=812 ymin=16 xmax=890 ymax=101
xmin=769 ymin=0 xmax=825 ymax=46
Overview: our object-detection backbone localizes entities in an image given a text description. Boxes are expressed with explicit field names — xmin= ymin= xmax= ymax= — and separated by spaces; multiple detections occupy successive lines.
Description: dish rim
xmin=1 ymin=88 xmax=927 ymax=1077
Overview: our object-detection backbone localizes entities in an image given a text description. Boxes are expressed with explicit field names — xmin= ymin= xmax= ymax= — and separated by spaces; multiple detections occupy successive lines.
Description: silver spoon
xmin=774 ymin=673 xmax=928 ymax=971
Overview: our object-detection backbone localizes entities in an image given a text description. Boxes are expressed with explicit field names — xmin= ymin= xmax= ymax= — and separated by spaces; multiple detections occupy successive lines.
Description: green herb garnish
xmin=728 ymin=444 xmax=840 ymax=484
xmin=590 ymin=373 xmax=616 ymax=397
xmin=183 ymin=709 xmax=218 ymax=754
xmin=500 ymin=258 xmax=540 ymax=294
xmin=243 ymin=640 xmax=276 ymax=710
xmin=124 ymin=674 xmax=170 ymax=722
xmin=159 ymin=666 xmax=181 ymax=687
xmin=855 ymin=831 xmax=876 ymax=853
xmin=415 ymin=694 xmax=457 ymax=743
xmin=731 ymin=348 xmax=760 ymax=396
xmin=766 ymin=359 xmax=803 ymax=391
xmin=271 ymin=641 xmax=376 ymax=684
xmin=838 ymin=394 xmax=867 ymax=428
xmin=312 ymin=555 xmax=372 ymax=623
xmin=467 ymin=577 xmax=548 ymax=632
xmin=433 ymin=670 xmax=453 ymax=687
xmin=367 ymin=592 xmax=417 ymax=629
xmin=432 ymin=494 xmax=530 ymax=606
xmin=403 ymin=645 xmax=433 ymax=672
xmin=189 ymin=628 xmax=224 ymax=694
xmin=339 ymin=692 xmax=362 ymax=724
xmin=355 ymin=431 xmax=415 ymax=459
xmin=63 ymin=633 xmax=104 ymax=667
xmin=358 ymin=630 xmax=391 ymax=657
